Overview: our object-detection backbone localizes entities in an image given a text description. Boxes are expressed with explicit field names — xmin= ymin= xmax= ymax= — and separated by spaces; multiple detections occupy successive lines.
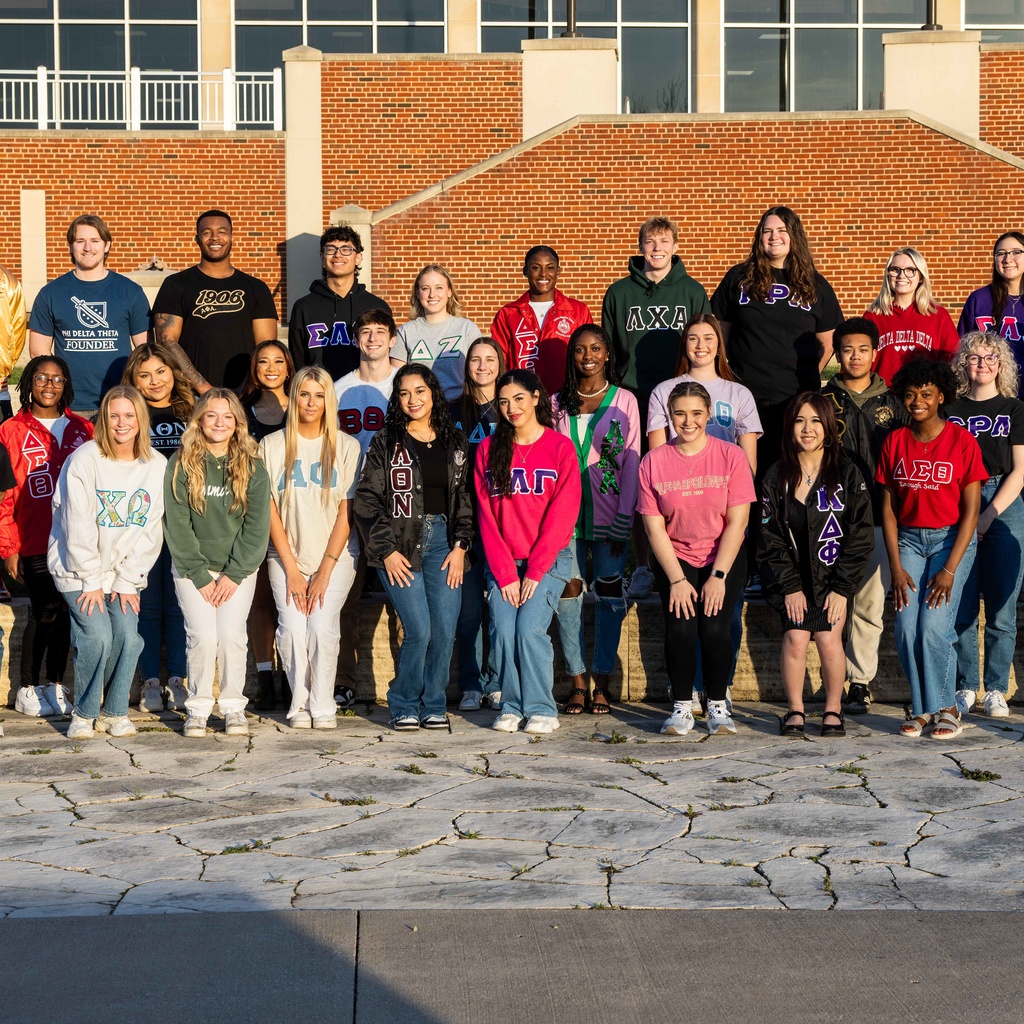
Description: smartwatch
xmin=710 ymin=569 xmax=727 ymax=580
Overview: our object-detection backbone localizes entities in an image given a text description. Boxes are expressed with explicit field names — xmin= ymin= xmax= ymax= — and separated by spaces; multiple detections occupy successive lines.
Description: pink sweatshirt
xmin=474 ymin=428 xmax=582 ymax=588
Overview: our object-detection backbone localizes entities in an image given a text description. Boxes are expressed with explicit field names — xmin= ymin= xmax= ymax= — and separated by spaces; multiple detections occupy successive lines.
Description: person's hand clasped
xmin=441 ymin=546 xmax=466 ymax=589
xmin=499 ymin=579 xmax=522 ymax=607
xmin=210 ymin=575 xmax=239 ymax=607
xmin=286 ymin=567 xmax=309 ymax=614
xmin=784 ymin=591 xmax=807 ymax=625
xmin=383 ymin=551 xmax=414 ymax=588
xmin=519 ymin=576 xmax=539 ymax=603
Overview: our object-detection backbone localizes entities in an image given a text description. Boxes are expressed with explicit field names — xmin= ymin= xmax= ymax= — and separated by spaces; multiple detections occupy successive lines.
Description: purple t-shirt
xmin=958 ymin=286 xmax=1024 ymax=394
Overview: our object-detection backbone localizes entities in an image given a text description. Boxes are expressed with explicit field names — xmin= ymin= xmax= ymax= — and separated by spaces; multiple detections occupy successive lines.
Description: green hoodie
xmin=601 ymin=254 xmax=710 ymax=397
xmin=163 ymin=450 xmax=271 ymax=588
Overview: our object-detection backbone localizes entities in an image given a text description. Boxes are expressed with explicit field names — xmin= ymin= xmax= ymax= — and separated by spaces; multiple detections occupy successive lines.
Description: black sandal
xmin=563 ymin=688 xmax=587 ymax=715
xmin=589 ymin=687 xmax=611 ymax=715
xmin=780 ymin=710 xmax=805 ymax=736
xmin=820 ymin=711 xmax=846 ymax=737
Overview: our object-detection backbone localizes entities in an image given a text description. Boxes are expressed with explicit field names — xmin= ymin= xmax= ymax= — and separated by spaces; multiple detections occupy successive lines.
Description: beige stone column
xmin=200 ymin=0 xmax=232 ymax=73
xmin=884 ymin=31 xmax=981 ymax=138
xmin=19 ymin=189 xmax=46 ymax=309
xmin=447 ymin=0 xmax=480 ymax=53
xmin=692 ymin=0 xmax=723 ymax=114
xmin=330 ymin=205 xmax=374 ymax=289
xmin=284 ymin=46 xmax=324 ymax=318
xmin=935 ymin=0 xmax=965 ymax=30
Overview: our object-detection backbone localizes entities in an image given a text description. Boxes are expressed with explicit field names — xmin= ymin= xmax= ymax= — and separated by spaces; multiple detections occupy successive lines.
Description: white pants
xmin=845 ymin=525 xmax=891 ymax=685
xmin=172 ymin=566 xmax=258 ymax=717
xmin=267 ymin=553 xmax=358 ymax=720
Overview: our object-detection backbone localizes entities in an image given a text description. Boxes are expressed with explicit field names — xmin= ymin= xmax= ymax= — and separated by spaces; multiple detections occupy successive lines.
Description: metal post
xmin=562 ymin=0 xmax=580 ymax=38
xmin=35 ymin=66 xmax=47 ymax=130
xmin=222 ymin=67 xmax=235 ymax=130
xmin=129 ymin=67 xmax=141 ymax=130
xmin=922 ymin=0 xmax=943 ymax=31
xmin=272 ymin=67 xmax=283 ymax=131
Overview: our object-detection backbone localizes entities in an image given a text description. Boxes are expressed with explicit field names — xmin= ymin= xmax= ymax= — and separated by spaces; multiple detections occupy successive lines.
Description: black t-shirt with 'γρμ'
xmin=945 ymin=394 xmax=1024 ymax=478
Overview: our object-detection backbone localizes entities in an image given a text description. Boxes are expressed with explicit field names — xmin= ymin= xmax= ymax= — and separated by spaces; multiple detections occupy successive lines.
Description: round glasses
xmin=966 ymin=354 xmax=999 ymax=367
xmin=887 ymin=266 xmax=919 ymax=279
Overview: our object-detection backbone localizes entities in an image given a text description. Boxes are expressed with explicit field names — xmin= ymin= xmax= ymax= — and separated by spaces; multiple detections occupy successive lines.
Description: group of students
xmin=3 ymin=207 xmax=1023 ymax=743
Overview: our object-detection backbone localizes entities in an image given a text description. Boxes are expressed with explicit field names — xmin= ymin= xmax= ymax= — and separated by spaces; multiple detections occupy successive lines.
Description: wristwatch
xmin=710 ymin=569 xmax=727 ymax=580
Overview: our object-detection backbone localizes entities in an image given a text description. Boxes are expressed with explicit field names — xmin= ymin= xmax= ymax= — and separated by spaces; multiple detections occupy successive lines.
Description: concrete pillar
xmin=884 ymin=31 xmax=981 ymax=138
xmin=284 ymin=45 xmax=324 ymax=318
xmin=200 ymin=0 xmax=232 ymax=73
xmin=447 ymin=0 xmax=479 ymax=53
xmin=692 ymin=0 xmax=724 ymax=114
xmin=520 ymin=38 xmax=618 ymax=140
xmin=936 ymin=0 xmax=964 ymax=30
xmin=19 ymin=189 xmax=46 ymax=309
xmin=329 ymin=205 xmax=374 ymax=289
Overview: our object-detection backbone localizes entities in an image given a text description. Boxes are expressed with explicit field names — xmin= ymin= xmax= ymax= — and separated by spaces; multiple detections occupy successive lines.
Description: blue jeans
xmin=895 ymin=525 xmax=976 ymax=716
xmin=65 ymin=592 xmax=144 ymax=719
xmin=954 ymin=480 xmax=1024 ymax=695
xmin=556 ymin=539 xmax=628 ymax=677
xmin=138 ymin=544 xmax=187 ymax=680
xmin=487 ymin=546 xmax=573 ymax=718
xmin=378 ymin=515 xmax=462 ymax=720
xmin=455 ymin=537 xmax=499 ymax=695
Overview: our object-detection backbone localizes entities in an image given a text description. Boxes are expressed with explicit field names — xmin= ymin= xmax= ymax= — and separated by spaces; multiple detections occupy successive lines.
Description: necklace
xmin=800 ymin=460 xmax=822 ymax=486
xmin=577 ymin=380 xmax=610 ymax=399
xmin=513 ymin=426 xmax=544 ymax=463
xmin=408 ymin=427 xmax=436 ymax=449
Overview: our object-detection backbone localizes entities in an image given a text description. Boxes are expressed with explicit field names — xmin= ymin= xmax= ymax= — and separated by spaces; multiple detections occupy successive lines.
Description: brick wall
xmin=1 ymin=132 xmax=288 ymax=317
xmin=320 ymin=56 xmax=522 ymax=223
xmin=372 ymin=115 xmax=1024 ymax=333
xmin=979 ymin=46 xmax=1024 ymax=161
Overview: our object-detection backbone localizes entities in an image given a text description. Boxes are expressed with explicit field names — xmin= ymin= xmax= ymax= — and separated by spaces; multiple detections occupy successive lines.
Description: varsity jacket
xmin=820 ymin=374 xmax=907 ymax=521
xmin=0 ymin=409 xmax=94 ymax=558
xmin=490 ymin=289 xmax=593 ymax=396
xmin=758 ymin=457 xmax=874 ymax=613
xmin=353 ymin=429 xmax=474 ymax=570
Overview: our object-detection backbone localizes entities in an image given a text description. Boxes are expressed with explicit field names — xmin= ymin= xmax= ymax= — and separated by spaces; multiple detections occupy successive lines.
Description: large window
xmin=965 ymin=0 xmax=1024 ymax=42
xmin=0 ymin=0 xmax=199 ymax=72
xmin=724 ymin=1 xmax=928 ymax=111
xmin=234 ymin=0 xmax=446 ymax=72
xmin=480 ymin=0 xmax=691 ymax=113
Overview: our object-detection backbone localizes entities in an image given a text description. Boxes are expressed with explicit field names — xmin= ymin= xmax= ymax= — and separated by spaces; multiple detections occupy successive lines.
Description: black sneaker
xmin=844 ymin=683 xmax=871 ymax=715
xmin=334 ymin=686 xmax=356 ymax=708
xmin=743 ymin=573 xmax=763 ymax=600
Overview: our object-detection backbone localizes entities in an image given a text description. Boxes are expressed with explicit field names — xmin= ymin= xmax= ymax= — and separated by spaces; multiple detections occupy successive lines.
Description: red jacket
xmin=490 ymin=289 xmax=593 ymax=396
xmin=0 ymin=409 xmax=93 ymax=558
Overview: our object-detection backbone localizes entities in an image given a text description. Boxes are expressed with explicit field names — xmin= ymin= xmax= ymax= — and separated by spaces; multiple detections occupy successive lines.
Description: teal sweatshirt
xmin=163 ymin=450 xmax=270 ymax=588
xmin=601 ymin=255 xmax=710 ymax=397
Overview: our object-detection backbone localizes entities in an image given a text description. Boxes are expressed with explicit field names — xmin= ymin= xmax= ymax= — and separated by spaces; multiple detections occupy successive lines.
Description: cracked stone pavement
xmin=2 ymin=701 xmax=1023 ymax=916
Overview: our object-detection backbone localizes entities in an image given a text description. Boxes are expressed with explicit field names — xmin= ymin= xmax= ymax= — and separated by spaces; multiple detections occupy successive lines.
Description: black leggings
xmin=21 ymin=554 xmax=70 ymax=685
xmin=652 ymin=550 xmax=746 ymax=703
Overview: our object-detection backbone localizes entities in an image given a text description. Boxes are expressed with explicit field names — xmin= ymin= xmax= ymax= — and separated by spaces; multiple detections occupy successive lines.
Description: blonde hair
xmin=869 ymin=247 xmax=938 ymax=317
xmin=172 ymin=388 xmax=259 ymax=516
xmin=93 ymin=385 xmax=153 ymax=461
xmin=952 ymin=331 xmax=1020 ymax=398
xmin=283 ymin=366 xmax=339 ymax=510
xmin=409 ymin=264 xmax=462 ymax=319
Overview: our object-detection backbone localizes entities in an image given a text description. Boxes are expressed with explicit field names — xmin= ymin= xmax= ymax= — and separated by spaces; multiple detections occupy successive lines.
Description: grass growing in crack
xmin=869 ymin=840 xmax=887 ymax=847
xmin=414 ymin=750 xmax=439 ymax=759
xmin=396 ymin=848 xmax=419 ymax=857
xmin=77 ymin=837 xmax=99 ymax=845
xmin=398 ymin=763 xmax=426 ymax=775
xmin=596 ymin=783 xmax=623 ymax=790
xmin=323 ymin=793 xmax=377 ymax=805
xmin=532 ymin=804 xmax=584 ymax=812
xmin=588 ymin=730 xmax=628 ymax=744
xmin=317 ymin=746 xmax=337 ymax=756
xmin=740 ymin=877 xmax=765 ymax=887
xmin=86 ymin=770 xmax=101 ymax=779
xmin=835 ymin=763 xmax=866 ymax=777
xmin=128 ymin=787 xmax=144 ymax=801
xmin=723 ymin=858 xmax=744 ymax=866
xmin=638 ymin=768 xmax=667 ymax=785
xmin=511 ymin=864 xmax=530 ymax=876
xmin=685 ymin=805 xmax=702 ymax=820
xmin=24 ymin=748 xmax=52 ymax=755
xmin=707 ymin=803 xmax=740 ymax=812
xmin=718 ymin=776 xmax=746 ymax=783
xmin=614 ymin=756 xmax=640 ymax=765
xmin=221 ymin=838 xmax=275 ymax=854
xmin=961 ymin=767 xmax=1002 ymax=782
xmin=529 ymin=736 xmax=542 ymax=744
xmin=137 ymin=726 xmax=172 ymax=733
xmin=600 ymin=862 xmax=623 ymax=875
xmin=265 ymin=875 xmax=289 ymax=884
xmin=68 ymin=743 xmax=84 ymax=754
xmin=457 ymin=828 xmax=481 ymax=839
xmin=338 ymin=709 xmax=357 ymax=717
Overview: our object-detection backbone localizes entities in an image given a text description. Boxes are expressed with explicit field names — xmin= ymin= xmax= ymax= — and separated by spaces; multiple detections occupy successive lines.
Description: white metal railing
xmin=0 ymin=67 xmax=282 ymax=131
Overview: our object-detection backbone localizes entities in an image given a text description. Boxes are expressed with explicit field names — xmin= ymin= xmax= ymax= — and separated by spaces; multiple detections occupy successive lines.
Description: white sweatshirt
xmin=48 ymin=440 xmax=167 ymax=595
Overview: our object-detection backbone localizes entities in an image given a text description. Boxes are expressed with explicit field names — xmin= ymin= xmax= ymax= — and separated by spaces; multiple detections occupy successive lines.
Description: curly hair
xmin=383 ymin=363 xmax=461 ymax=457
xmin=990 ymin=231 xmax=1024 ymax=329
xmin=488 ymin=370 xmax=554 ymax=497
xmin=172 ymin=388 xmax=260 ymax=516
xmin=777 ymin=392 xmax=843 ymax=502
xmin=122 ymin=341 xmax=195 ymax=421
xmin=556 ymin=324 xmax=619 ymax=417
xmin=19 ymin=354 xmax=74 ymax=415
xmin=951 ymin=331 xmax=1019 ymax=398
xmin=409 ymin=264 xmax=462 ymax=320
xmin=868 ymin=247 xmax=939 ymax=317
xmin=739 ymin=206 xmax=818 ymax=307
xmin=672 ymin=313 xmax=736 ymax=381
xmin=890 ymin=354 xmax=960 ymax=409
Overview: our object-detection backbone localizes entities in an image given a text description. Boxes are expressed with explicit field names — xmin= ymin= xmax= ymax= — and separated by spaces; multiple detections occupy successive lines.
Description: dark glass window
xmin=862 ymin=0 xmax=925 ymax=23
xmin=234 ymin=0 xmax=301 ymax=22
xmin=724 ymin=1 xmax=787 ymax=22
xmin=725 ymin=27 xmax=787 ymax=111
xmin=306 ymin=0 xmax=369 ymax=19
xmin=980 ymin=29 xmax=1024 ymax=41
xmin=966 ymin=0 xmax=1024 ymax=24
xmin=794 ymin=0 xmax=854 ymax=24
xmin=129 ymin=0 xmax=196 ymax=16
xmin=60 ymin=24 xmax=125 ymax=70
xmin=622 ymin=27 xmax=687 ymax=113
xmin=307 ymin=24 xmax=372 ymax=52
xmin=552 ymin=0 xmax=616 ymax=19
xmin=481 ymin=25 xmax=546 ymax=50
xmin=235 ymin=24 xmax=301 ymax=71
xmin=0 ymin=0 xmax=54 ymax=16
xmin=0 ymin=24 xmax=54 ymax=70
xmin=377 ymin=25 xmax=444 ymax=51
xmin=481 ymin=1 xmax=548 ymax=21
xmin=795 ymin=28 xmax=854 ymax=110
xmin=130 ymin=24 xmax=197 ymax=70
xmin=862 ymin=28 xmax=886 ymax=110
xmin=60 ymin=0 xmax=124 ymax=17
xmin=378 ymin=0 xmax=442 ymax=18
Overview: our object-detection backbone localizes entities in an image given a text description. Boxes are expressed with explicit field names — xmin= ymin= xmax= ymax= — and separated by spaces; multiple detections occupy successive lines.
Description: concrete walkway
xmin=2 ymin=700 xmax=1023 ymax=916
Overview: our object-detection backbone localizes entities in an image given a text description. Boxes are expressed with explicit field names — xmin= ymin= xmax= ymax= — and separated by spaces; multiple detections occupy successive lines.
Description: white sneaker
xmin=706 ymin=699 xmax=737 ymax=736
xmin=66 ymin=713 xmax=95 ymax=740
xmin=289 ymin=710 xmax=312 ymax=729
xmin=224 ymin=711 xmax=249 ymax=736
xmin=459 ymin=691 xmax=483 ymax=711
xmin=661 ymin=702 xmax=694 ymax=736
xmin=312 ymin=715 xmax=338 ymax=730
xmin=955 ymin=689 xmax=977 ymax=716
xmin=486 ymin=690 xmax=503 ymax=709
xmin=94 ymin=714 xmax=136 ymax=738
xmin=15 ymin=685 xmax=53 ymax=718
xmin=43 ymin=683 xmax=71 ymax=716
xmin=524 ymin=715 xmax=560 ymax=735
xmin=983 ymin=691 xmax=1010 ymax=718
xmin=139 ymin=678 xmax=164 ymax=713
xmin=165 ymin=677 xmax=188 ymax=711
xmin=691 ymin=692 xmax=705 ymax=718
xmin=183 ymin=715 xmax=208 ymax=738
xmin=626 ymin=565 xmax=655 ymax=600
xmin=492 ymin=712 xmax=522 ymax=732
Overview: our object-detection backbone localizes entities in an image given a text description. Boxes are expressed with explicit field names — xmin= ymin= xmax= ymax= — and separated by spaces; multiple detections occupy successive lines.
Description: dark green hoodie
xmin=601 ymin=255 xmax=710 ymax=397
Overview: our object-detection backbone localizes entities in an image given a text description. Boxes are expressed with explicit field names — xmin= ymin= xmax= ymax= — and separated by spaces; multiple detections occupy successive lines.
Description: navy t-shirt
xmin=945 ymin=394 xmax=1024 ymax=478
xmin=29 ymin=270 xmax=150 ymax=409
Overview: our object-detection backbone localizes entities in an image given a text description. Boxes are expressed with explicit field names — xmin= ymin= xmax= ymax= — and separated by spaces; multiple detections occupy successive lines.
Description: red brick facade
xmin=0 ymin=132 xmax=287 ymax=317
xmin=320 ymin=56 xmax=522 ymax=222
xmin=371 ymin=114 xmax=1024 ymax=332
xmin=979 ymin=47 xmax=1024 ymax=161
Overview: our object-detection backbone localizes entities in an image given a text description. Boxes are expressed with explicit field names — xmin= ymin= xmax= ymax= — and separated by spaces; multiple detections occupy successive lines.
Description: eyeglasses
xmin=994 ymin=249 xmax=1024 ymax=260
xmin=323 ymin=245 xmax=357 ymax=258
xmin=966 ymin=354 xmax=1000 ymax=366
xmin=32 ymin=374 xmax=66 ymax=387
xmin=887 ymin=266 xmax=919 ymax=279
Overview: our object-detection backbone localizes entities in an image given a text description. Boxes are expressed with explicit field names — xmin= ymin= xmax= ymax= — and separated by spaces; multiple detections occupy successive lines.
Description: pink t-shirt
xmin=636 ymin=435 xmax=756 ymax=567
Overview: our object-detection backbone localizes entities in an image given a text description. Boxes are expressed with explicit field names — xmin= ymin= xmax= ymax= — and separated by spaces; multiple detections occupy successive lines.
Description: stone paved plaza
xmin=2 ymin=700 xmax=1023 ymax=918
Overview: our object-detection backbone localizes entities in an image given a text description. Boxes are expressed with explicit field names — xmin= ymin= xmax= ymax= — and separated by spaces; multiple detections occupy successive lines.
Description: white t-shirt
xmin=395 ymin=315 xmax=482 ymax=401
xmin=334 ymin=367 xmax=398 ymax=456
xmin=260 ymin=431 xmax=361 ymax=575
xmin=36 ymin=414 xmax=69 ymax=446
xmin=647 ymin=374 xmax=763 ymax=446
xmin=529 ymin=300 xmax=554 ymax=331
